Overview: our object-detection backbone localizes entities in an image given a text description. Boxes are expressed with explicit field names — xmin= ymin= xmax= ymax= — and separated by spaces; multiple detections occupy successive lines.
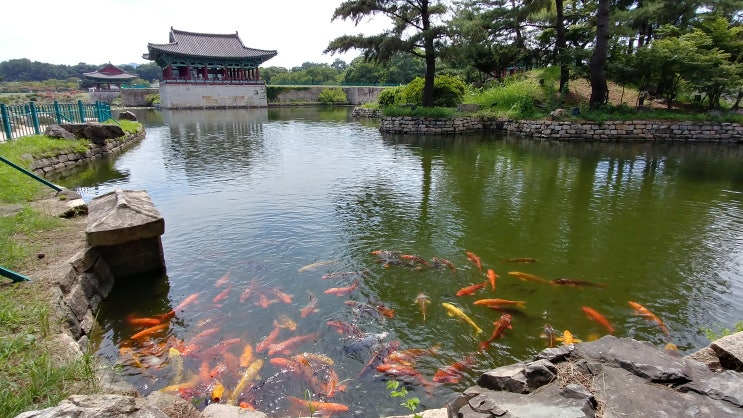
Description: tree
xmin=325 ymin=0 xmax=449 ymax=107
xmin=590 ymin=0 xmax=610 ymax=108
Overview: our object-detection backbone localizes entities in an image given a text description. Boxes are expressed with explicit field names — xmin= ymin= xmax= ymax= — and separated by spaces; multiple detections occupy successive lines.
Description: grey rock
xmin=200 ymin=404 xmax=268 ymax=418
xmin=710 ymin=332 xmax=743 ymax=371
xmin=536 ymin=345 xmax=573 ymax=362
xmin=524 ymin=359 xmax=558 ymax=390
xmin=44 ymin=125 xmax=75 ymax=139
xmin=144 ymin=391 xmax=200 ymax=418
xmin=679 ymin=369 xmax=743 ymax=407
xmin=86 ymin=189 xmax=165 ymax=246
xmin=686 ymin=346 xmax=723 ymax=371
xmin=119 ymin=111 xmax=138 ymax=121
xmin=60 ymin=122 xmax=125 ymax=144
xmin=477 ymin=362 xmax=529 ymax=393
xmin=15 ymin=394 xmax=168 ymax=418
xmin=0 ymin=203 xmax=24 ymax=217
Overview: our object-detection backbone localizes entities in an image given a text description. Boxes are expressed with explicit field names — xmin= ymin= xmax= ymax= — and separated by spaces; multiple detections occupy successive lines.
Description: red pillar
xmin=255 ymin=67 xmax=260 ymax=81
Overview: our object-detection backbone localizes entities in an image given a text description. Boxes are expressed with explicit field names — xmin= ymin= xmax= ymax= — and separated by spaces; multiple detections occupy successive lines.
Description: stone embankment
xmin=377 ymin=114 xmax=743 ymax=142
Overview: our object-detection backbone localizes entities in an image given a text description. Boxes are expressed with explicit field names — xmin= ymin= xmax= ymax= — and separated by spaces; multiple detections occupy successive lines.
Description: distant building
xmin=84 ymin=63 xmax=139 ymax=104
xmin=144 ymin=27 xmax=277 ymax=109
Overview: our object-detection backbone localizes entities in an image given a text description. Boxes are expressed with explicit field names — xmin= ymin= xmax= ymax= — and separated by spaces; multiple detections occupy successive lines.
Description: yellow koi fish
xmin=442 ymin=302 xmax=483 ymax=335
xmin=168 ymin=347 xmax=183 ymax=385
xmin=228 ymin=359 xmax=264 ymax=405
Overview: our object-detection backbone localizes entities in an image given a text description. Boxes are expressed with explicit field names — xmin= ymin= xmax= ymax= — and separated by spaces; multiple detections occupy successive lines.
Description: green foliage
xmin=400 ymin=75 xmax=467 ymax=107
xmin=700 ymin=322 xmax=743 ymax=341
xmin=144 ymin=93 xmax=160 ymax=106
xmin=386 ymin=380 xmax=422 ymax=418
xmin=378 ymin=86 xmax=405 ymax=107
xmin=318 ymin=88 xmax=348 ymax=104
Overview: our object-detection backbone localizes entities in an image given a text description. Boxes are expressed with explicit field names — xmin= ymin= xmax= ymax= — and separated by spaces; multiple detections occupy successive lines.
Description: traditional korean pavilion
xmin=83 ymin=63 xmax=138 ymax=91
xmin=144 ymin=27 xmax=277 ymax=108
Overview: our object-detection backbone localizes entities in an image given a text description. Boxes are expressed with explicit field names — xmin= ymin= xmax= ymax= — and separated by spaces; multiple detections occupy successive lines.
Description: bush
xmin=144 ymin=93 xmax=159 ymax=106
xmin=318 ymin=88 xmax=348 ymax=105
xmin=400 ymin=75 xmax=467 ymax=107
xmin=378 ymin=86 xmax=404 ymax=107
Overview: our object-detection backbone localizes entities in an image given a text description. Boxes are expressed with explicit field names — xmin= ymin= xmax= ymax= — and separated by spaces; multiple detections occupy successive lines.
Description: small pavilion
xmin=83 ymin=63 xmax=138 ymax=91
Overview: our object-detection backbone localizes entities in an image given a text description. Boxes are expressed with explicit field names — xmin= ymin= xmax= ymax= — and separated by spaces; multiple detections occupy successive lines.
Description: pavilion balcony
xmin=159 ymin=77 xmax=265 ymax=86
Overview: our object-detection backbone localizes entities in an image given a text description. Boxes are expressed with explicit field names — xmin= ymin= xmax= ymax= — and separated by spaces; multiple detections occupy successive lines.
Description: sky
xmin=0 ymin=0 xmax=390 ymax=69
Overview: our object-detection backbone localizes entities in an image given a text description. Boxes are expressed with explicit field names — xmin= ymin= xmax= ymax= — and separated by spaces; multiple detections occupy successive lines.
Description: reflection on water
xmin=57 ymin=108 xmax=743 ymax=417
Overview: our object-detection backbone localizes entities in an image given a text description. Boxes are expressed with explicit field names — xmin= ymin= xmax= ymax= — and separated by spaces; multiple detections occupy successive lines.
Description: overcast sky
xmin=0 ymin=0 xmax=389 ymax=69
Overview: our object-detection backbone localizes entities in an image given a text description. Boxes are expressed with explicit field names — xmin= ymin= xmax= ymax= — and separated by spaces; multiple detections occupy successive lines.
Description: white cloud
xmin=1 ymin=0 xmax=389 ymax=68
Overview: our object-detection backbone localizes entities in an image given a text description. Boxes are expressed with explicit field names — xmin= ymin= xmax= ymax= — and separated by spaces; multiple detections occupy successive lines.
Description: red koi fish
xmin=466 ymin=251 xmax=482 ymax=271
xmin=300 ymin=292 xmax=319 ymax=318
xmin=126 ymin=314 xmax=162 ymax=328
xmin=479 ymin=313 xmax=512 ymax=351
xmin=487 ymin=269 xmax=498 ymax=290
xmin=432 ymin=257 xmax=457 ymax=273
xmin=327 ymin=320 xmax=363 ymax=336
xmin=324 ymin=279 xmax=360 ymax=296
xmin=508 ymin=271 xmax=550 ymax=284
xmin=375 ymin=303 xmax=395 ymax=319
xmin=272 ymin=288 xmax=293 ymax=304
xmin=401 ymin=254 xmax=430 ymax=267
xmin=376 ymin=363 xmax=436 ymax=394
xmin=174 ymin=292 xmax=200 ymax=312
xmin=456 ymin=282 xmax=488 ymax=296
xmin=131 ymin=323 xmax=169 ymax=341
xmin=190 ymin=326 xmax=220 ymax=346
xmin=213 ymin=284 xmax=232 ymax=304
xmin=267 ymin=332 xmax=318 ymax=356
xmin=286 ymin=396 xmax=349 ymax=415
xmin=257 ymin=294 xmax=277 ymax=308
xmin=215 ymin=271 xmax=231 ymax=287
xmin=199 ymin=338 xmax=242 ymax=359
xmin=256 ymin=326 xmax=281 ymax=353
xmin=582 ymin=306 xmax=615 ymax=334
xmin=628 ymin=301 xmax=669 ymax=334
xmin=433 ymin=353 xmax=476 ymax=384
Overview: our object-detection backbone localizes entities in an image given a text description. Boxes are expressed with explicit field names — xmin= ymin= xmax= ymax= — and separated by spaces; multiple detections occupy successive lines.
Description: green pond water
xmin=56 ymin=107 xmax=743 ymax=417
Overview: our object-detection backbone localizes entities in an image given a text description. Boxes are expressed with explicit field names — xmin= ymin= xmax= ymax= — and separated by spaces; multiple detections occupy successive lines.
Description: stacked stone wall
xmin=29 ymin=131 xmax=144 ymax=177
xmin=379 ymin=116 xmax=743 ymax=142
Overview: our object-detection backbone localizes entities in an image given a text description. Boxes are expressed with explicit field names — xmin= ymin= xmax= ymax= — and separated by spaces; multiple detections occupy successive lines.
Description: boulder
xmin=119 ymin=111 xmax=138 ymax=121
xmin=59 ymin=123 xmax=125 ymax=144
xmin=44 ymin=125 xmax=76 ymax=140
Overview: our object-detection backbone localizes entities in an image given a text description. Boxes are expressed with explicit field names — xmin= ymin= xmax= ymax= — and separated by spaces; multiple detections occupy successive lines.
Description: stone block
xmin=710 ymin=331 xmax=743 ymax=371
xmin=86 ymin=189 xmax=164 ymax=247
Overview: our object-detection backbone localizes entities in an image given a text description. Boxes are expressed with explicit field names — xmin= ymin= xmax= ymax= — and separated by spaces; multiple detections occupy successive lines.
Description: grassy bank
xmin=0 ymin=120 xmax=140 ymax=416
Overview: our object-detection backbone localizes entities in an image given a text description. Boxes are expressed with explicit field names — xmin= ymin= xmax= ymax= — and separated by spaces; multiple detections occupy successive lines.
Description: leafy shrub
xmin=378 ymin=86 xmax=404 ymax=107
xmin=318 ymin=88 xmax=348 ymax=105
xmin=144 ymin=93 xmax=160 ymax=106
xmin=399 ymin=75 xmax=467 ymax=107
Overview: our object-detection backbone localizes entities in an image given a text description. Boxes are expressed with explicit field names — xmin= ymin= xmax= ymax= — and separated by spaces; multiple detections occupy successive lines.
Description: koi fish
xmin=267 ymin=332 xmax=318 ymax=356
xmin=324 ymin=279 xmax=360 ymax=296
xmin=190 ymin=326 xmax=220 ymax=346
xmin=466 ymin=251 xmax=482 ymax=271
xmin=384 ymin=345 xmax=440 ymax=366
xmin=238 ymin=343 xmax=254 ymax=367
xmin=556 ymin=330 xmax=581 ymax=345
xmin=239 ymin=278 xmax=260 ymax=303
xmin=442 ymin=302 xmax=483 ymax=335
xmin=174 ymin=292 xmax=200 ymax=312
xmin=479 ymin=314 xmax=512 ymax=351
xmin=415 ymin=293 xmax=431 ymax=321
xmin=401 ymin=254 xmax=430 ymax=267
xmin=487 ymin=269 xmax=498 ymax=290
xmin=126 ymin=314 xmax=162 ymax=328
xmin=159 ymin=374 xmax=199 ymax=393
xmin=213 ymin=283 xmax=232 ymax=304
xmin=209 ymin=363 xmax=227 ymax=379
xmin=215 ymin=271 xmax=231 ymax=287
xmin=256 ymin=326 xmax=281 ymax=353
xmin=131 ymin=323 xmax=169 ymax=340
xmin=275 ymin=314 xmax=297 ymax=331
xmin=375 ymin=363 xmax=436 ymax=394
xmin=327 ymin=320 xmax=363 ymax=336
xmin=300 ymin=292 xmax=319 ymax=318
xmin=433 ymin=353 xmax=476 ymax=384
xmin=257 ymin=294 xmax=277 ymax=308
xmin=199 ymin=338 xmax=242 ymax=359
xmin=582 ymin=306 xmax=615 ymax=334
xmin=168 ymin=347 xmax=184 ymax=384
xmin=456 ymin=282 xmax=488 ymax=297
xmin=508 ymin=271 xmax=550 ymax=284
xmin=375 ymin=303 xmax=395 ymax=319
xmin=298 ymin=260 xmax=336 ymax=273
xmin=211 ymin=382 xmax=225 ymax=403
xmin=505 ymin=257 xmax=538 ymax=263
xmin=286 ymin=396 xmax=349 ymax=415
xmin=227 ymin=359 xmax=263 ymax=405
xmin=628 ymin=301 xmax=669 ymax=334
xmin=473 ymin=298 xmax=526 ymax=310
xmin=551 ymin=278 xmax=607 ymax=288
xmin=272 ymin=288 xmax=293 ymax=304
xmin=154 ymin=309 xmax=176 ymax=322
xmin=431 ymin=257 xmax=457 ymax=273
xmin=540 ymin=324 xmax=559 ymax=347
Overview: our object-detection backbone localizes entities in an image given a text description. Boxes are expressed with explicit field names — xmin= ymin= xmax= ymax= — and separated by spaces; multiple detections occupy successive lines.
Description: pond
xmin=56 ymin=107 xmax=743 ymax=417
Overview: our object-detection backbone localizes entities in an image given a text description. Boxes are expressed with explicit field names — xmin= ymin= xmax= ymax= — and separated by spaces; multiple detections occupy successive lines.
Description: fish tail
xmin=516 ymin=301 xmax=526 ymax=309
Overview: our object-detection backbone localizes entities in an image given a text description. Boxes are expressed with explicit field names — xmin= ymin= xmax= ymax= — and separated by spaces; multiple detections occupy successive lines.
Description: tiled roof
xmin=147 ymin=27 xmax=277 ymax=61
xmin=83 ymin=63 xmax=138 ymax=80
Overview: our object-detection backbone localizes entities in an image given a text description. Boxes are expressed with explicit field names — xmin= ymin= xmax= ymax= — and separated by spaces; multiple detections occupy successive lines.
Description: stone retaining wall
xmin=378 ymin=116 xmax=743 ymax=142
xmin=29 ymin=130 xmax=145 ymax=177
xmin=351 ymin=107 xmax=382 ymax=118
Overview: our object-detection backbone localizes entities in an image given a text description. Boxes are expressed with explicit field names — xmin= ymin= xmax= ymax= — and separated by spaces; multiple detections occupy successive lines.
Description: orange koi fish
xmin=375 ymin=363 xmax=436 ymax=394
xmin=508 ymin=271 xmax=550 ymax=284
xmin=324 ymin=279 xmax=360 ymax=296
xmin=256 ymin=325 xmax=281 ymax=353
xmin=551 ymin=278 xmax=607 ymax=288
xmin=267 ymin=332 xmax=318 ymax=356
xmin=257 ymin=294 xmax=277 ymax=308
xmin=213 ymin=284 xmax=232 ymax=304
xmin=415 ymin=293 xmax=431 ymax=321
xmin=209 ymin=363 xmax=227 ymax=379
xmin=487 ymin=269 xmax=498 ymax=290
xmin=174 ymin=292 xmax=200 ymax=312
xmin=582 ymin=306 xmax=615 ymax=334
xmin=274 ymin=314 xmax=297 ymax=331
xmin=433 ymin=353 xmax=476 ymax=384
xmin=327 ymin=320 xmax=363 ymax=336
xmin=300 ymin=292 xmax=319 ymax=318
xmin=131 ymin=323 xmax=169 ymax=341
xmin=154 ymin=309 xmax=176 ymax=322
xmin=401 ymin=254 xmax=430 ymax=266
xmin=628 ymin=301 xmax=669 ymax=334
xmin=473 ymin=298 xmax=526 ymax=310
xmin=190 ymin=327 xmax=220 ymax=346
xmin=431 ymin=257 xmax=457 ymax=273
xmin=126 ymin=314 xmax=162 ymax=328
xmin=466 ymin=251 xmax=482 ymax=271
xmin=505 ymin=257 xmax=538 ymax=263
xmin=286 ymin=396 xmax=349 ymax=415
xmin=479 ymin=313 xmax=512 ymax=351
xmin=215 ymin=271 xmax=231 ymax=287
xmin=199 ymin=338 xmax=242 ymax=358
xmin=375 ymin=303 xmax=395 ymax=319
xmin=456 ymin=282 xmax=488 ymax=297
xmin=238 ymin=343 xmax=254 ymax=367
xmin=239 ymin=278 xmax=260 ymax=303
xmin=384 ymin=345 xmax=440 ymax=366
xmin=272 ymin=288 xmax=293 ymax=304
